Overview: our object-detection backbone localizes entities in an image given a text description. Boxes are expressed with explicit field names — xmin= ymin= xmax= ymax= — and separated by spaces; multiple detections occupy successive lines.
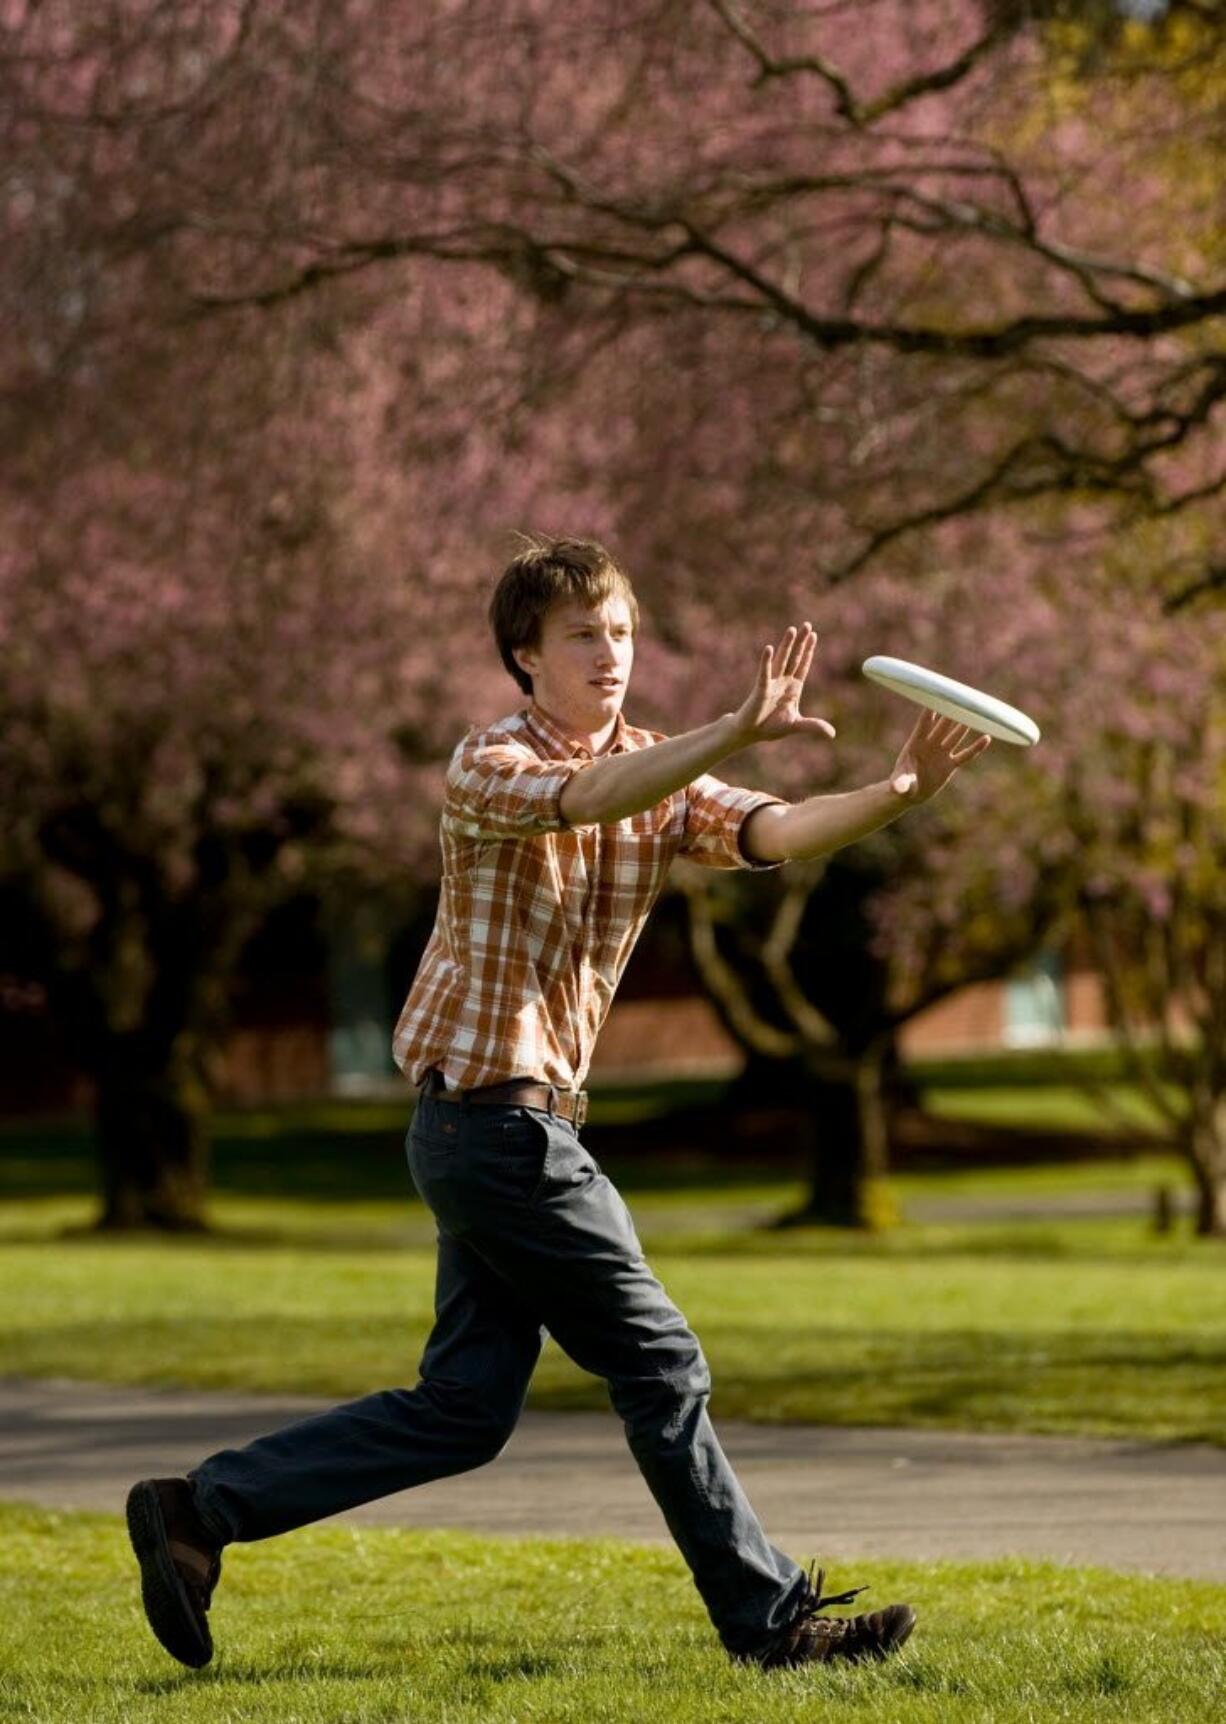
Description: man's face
xmin=515 ymin=595 xmax=635 ymax=729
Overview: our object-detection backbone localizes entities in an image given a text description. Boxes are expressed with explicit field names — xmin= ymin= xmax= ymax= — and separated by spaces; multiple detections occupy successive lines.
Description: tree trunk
xmin=1186 ymin=1109 xmax=1226 ymax=1239
xmin=1193 ymin=1175 xmax=1226 ymax=1238
xmin=91 ymin=1038 xmax=212 ymax=1231
xmin=772 ymin=1045 xmax=897 ymax=1230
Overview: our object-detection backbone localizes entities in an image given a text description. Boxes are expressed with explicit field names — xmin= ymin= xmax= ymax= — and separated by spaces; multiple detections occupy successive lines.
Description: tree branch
xmin=676 ymin=867 xmax=801 ymax=1058
xmin=758 ymin=863 xmax=839 ymax=1047
xmin=705 ymin=0 xmax=1015 ymax=128
xmin=1162 ymin=558 xmax=1226 ymax=614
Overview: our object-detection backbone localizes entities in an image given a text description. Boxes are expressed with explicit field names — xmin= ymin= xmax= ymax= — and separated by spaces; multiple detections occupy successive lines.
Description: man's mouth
xmin=591 ymin=679 xmax=621 ymax=689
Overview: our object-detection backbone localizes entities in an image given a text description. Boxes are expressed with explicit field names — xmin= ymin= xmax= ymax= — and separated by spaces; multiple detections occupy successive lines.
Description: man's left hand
xmin=890 ymin=711 xmax=992 ymax=801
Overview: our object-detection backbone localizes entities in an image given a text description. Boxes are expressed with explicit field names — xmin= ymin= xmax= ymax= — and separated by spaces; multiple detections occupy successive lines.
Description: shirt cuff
xmin=734 ymin=795 xmax=789 ymax=869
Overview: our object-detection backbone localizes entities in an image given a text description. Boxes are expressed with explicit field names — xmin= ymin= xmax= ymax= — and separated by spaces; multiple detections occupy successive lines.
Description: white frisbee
xmin=862 ymin=655 xmax=1041 ymax=747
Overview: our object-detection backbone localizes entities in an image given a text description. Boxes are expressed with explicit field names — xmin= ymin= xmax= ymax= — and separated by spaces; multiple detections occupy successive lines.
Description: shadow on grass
xmin=0 ymin=1209 xmax=1211 ymax=1265
xmin=465 ymin=1652 xmax=569 ymax=1681
xmin=8 ymin=1319 xmax=1223 ymax=1441
xmin=134 ymin=1657 xmax=393 ymax=1693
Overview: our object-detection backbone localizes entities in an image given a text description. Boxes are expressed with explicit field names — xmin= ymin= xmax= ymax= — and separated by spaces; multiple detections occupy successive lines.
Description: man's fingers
xmin=951 ymin=734 xmax=992 ymax=763
xmin=798 ymin=628 xmax=818 ymax=681
xmin=775 ymin=625 xmax=797 ymax=675
xmin=777 ymin=620 xmax=817 ymax=680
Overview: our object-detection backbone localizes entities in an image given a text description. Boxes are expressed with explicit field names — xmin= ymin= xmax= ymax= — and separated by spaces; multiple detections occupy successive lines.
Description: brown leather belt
xmin=420 ymin=1067 xmax=588 ymax=1129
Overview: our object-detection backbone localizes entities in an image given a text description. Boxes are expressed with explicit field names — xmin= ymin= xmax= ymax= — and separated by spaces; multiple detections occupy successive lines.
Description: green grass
xmin=2 ymin=1178 xmax=1223 ymax=1442
xmin=1 ymin=1079 xmax=1216 ymax=1445
xmin=906 ymin=1043 xmax=1182 ymax=1089
xmin=922 ymin=1084 xmax=1173 ymax=1136
xmin=1 ymin=1503 xmax=1223 ymax=1722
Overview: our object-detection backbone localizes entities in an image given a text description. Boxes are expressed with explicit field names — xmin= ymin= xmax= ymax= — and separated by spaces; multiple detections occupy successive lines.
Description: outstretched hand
xmin=890 ymin=710 xmax=992 ymax=801
xmin=730 ymin=622 xmax=836 ymax=746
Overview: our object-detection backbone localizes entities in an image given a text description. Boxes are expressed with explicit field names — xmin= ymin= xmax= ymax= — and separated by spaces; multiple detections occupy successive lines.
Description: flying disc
xmin=862 ymin=655 xmax=1041 ymax=747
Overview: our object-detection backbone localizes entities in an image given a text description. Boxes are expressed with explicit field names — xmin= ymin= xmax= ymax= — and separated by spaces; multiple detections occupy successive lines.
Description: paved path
xmin=3 ymin=1378 xmax=1223 ymax=1580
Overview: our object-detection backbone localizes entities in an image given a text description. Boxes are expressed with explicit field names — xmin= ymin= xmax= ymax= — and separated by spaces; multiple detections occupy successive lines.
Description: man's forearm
xmin=561 ymin=713 xmax=746 ymax=825
xmin=745 ymin=779 xmax=910 ymax=863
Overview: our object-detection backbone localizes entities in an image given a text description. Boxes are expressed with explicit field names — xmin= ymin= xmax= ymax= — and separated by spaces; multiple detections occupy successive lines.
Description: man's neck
xmin=529 ymin=698 xmax=621 ymax=756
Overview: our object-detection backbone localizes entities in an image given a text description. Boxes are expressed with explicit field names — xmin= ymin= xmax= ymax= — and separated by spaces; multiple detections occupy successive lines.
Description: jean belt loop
xmin=547 ymin=1082 xmax=558 ymax=1120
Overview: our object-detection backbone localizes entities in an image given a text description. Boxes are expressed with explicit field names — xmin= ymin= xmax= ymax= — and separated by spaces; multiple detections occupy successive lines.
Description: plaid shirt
xmin=392 ymin=699 xmax=787 ymax=1095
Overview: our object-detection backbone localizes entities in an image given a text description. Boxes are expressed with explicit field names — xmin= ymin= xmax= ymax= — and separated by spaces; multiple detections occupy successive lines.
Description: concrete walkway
xmin=3 ymin=1378 xmax=1223 ymax=1580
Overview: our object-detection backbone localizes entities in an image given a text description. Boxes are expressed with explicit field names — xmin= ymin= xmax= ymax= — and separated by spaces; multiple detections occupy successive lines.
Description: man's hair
xmin=489 ymin=533 xmax=640 ymax=696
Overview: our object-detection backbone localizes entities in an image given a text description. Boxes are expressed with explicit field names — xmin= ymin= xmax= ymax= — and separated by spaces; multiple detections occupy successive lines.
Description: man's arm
xmin=562 ymin=620 xmax=836 ymax=826
xmin=739 ymin=781 xmax=907 ymax=864
xmin=741 ymin=710 xmax=995 ymax=863
xmin=561 ymin=713 xmax=748 ymax=826
xmin=562 ymin=625 xmax=991 ymax=841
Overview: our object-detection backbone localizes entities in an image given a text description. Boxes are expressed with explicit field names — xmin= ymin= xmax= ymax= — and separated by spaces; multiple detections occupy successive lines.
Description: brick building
xmin=0 ymin=891 xmax=1119 ymax=1115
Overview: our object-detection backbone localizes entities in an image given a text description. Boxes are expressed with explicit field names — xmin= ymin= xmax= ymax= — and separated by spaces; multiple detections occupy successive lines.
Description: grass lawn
xmin=2 ymin=1503 xmax=1224 ymax=1723
xmin=921 ymin=1084 xmax=1173 ymax=1136
xmin=3 ymin=1176 xmax=1223 ymax=1443
xmin=2 ymin=1077 xmax=1221 ymax=1444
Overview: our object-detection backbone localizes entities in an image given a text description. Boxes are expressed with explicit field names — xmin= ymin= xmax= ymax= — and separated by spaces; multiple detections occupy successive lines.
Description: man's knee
xmin=608 ymin=1345 xmax=712 ymax=1440
xmin=415 ymin=1378 xmax=521 ymax=1466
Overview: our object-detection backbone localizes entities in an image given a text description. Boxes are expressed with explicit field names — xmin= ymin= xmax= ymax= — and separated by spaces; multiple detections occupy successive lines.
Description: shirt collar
xmin=524 ymin=700 xmax=630 ymax=760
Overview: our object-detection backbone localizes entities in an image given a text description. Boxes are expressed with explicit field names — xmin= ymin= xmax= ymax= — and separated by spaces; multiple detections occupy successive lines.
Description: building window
xmin=1004 ymin=949 xmax=1065 ymax=1048
xmin=327 ymin=906 xmax=397 ymax=1094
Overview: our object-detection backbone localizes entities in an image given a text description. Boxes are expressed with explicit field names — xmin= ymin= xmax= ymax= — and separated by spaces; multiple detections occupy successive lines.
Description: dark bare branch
xmin=1162 ymin=565 xmax=1226 ymax=615
xmin=706 ymin=0 xmax=1016 ymax=127
xmin=705 ymin=0 xmax=856 ymax=115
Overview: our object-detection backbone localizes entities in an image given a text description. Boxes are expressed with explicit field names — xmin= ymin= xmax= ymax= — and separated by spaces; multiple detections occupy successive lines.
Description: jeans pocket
xmin=409 ymin=1095 xmax=460 ymax=1151
xmin=514 ymin=1112 xmax=600 ymax=1205
xmin=485 ymin=1106 xmax=556 ymax=1205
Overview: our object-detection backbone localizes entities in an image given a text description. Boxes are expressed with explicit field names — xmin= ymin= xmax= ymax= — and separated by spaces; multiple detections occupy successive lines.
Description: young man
xmin=127 ymin=536 xmax=990 ymax=1673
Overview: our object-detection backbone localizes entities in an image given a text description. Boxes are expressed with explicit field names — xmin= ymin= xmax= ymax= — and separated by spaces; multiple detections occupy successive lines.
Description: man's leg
xmin=188 ymin=1225 xmax=546 ymax=1544
xmin=410 ymin=1094 xmax=809 ymax=1662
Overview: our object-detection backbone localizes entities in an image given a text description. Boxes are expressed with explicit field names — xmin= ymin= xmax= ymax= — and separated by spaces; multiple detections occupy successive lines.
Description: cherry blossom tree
xmin=655 ymin=511 xmax=1223 ymax=1231
xmin=2 ymin=0 xmax=1222 ymax=1232
xmin=4 ymin=0 xmax=1222 ymax=582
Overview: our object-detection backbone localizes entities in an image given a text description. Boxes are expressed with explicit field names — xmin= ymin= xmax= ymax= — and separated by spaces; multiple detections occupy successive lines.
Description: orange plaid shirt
xmin=392 ymin=699 xmax=788 ymax=1095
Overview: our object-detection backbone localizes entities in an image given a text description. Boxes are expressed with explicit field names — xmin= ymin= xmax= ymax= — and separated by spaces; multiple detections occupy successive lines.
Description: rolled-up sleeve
xmin=444 ymin=737 xmax=594 ymax=840
xmin=678 ymin=775 xmax=789 ymax=871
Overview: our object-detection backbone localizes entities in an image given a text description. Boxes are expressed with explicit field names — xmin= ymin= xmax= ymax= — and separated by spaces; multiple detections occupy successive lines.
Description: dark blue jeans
xmin=189 ymin=1087 xmax=807 ymax=1657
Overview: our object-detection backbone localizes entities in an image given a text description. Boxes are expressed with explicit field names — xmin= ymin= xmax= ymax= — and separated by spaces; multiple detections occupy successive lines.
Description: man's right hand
xmin=728 ymin=622 xmax=837 ymax=747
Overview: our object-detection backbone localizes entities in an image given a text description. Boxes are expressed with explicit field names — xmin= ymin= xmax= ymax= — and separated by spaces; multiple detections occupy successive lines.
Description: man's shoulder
xmin=450 ymin=709 xmax=536 ymax=762
xmin=449 ymin=708 xmax=667 ymax=768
